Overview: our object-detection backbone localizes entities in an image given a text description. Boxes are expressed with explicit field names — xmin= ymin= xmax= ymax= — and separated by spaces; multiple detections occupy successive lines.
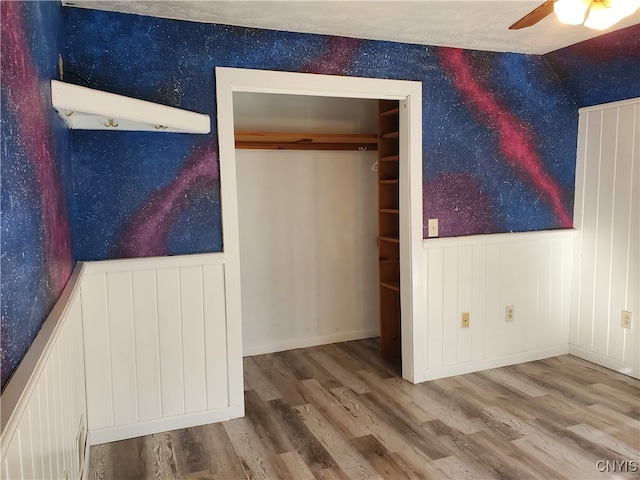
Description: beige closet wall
xmin=234 ymin=94 xmax=381 ymax=355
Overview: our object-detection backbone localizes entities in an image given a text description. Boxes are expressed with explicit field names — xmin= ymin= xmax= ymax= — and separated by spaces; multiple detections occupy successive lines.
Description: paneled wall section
xmin=1 ymin=267 xmax=87 ymax=480
xmin=81 ymin=253 xmax=240 ymax=445
xmin=571 ymin=99 xmax=639 ymax=378
xmin=422 ymin=230 xmax=574 ymax=380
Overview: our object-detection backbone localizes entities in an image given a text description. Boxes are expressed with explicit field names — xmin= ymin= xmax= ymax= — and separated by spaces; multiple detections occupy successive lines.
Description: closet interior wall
xmin=233 ymin=93 xmax=381 ymax=356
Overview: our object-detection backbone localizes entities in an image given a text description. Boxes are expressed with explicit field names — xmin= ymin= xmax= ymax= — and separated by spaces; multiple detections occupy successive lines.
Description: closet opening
xmin=233 ymin=93 xmax=384 ymax=364
xmin=215 ymin=68 xmax=424 ymax=406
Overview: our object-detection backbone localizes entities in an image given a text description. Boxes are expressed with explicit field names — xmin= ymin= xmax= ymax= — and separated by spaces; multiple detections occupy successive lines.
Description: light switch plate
xmin=428 ymin=218 xmax=438 ymax=237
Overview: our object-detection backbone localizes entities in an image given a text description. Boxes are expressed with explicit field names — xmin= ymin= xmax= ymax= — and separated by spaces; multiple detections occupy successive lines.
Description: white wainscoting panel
xmin=81 ymin=253 xmax=239 ymax=445
xmin=1 ymin=265 xmax=88 ymax=480
xmin=422 ymin=230 xmax=573 ymax=380
xmin=571 ymin=99 xmax=639 ymax=379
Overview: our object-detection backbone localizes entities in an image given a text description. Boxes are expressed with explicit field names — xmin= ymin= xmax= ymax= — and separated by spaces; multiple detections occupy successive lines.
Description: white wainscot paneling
xmin=422 ymin=230 xmax=574 ymax=380
xmin=81 ymin=253 xmax=239 ymax=445
xmin=1 ymin=266 xmax=88 ymax=480
xmin=571 ymin=99 xmax=639 ymax=379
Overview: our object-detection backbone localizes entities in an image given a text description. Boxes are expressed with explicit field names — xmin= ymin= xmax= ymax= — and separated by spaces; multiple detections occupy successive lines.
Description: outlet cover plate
xmin=461 ymin=312 xmax=470 ymax=328
xmin=506 ymin=305 xmax=514 ymax=322
xmin=622 ymin=310 xmax=632 ymax=329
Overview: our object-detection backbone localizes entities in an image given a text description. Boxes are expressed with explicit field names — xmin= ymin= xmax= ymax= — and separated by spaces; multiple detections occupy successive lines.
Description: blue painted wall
xmin=1 ymin=1 xmax=74 ymax=389
xmin=545 ymin=25 xmax=640 ymax=107
xmin=63 ymin=9 xmax=579 ymax=261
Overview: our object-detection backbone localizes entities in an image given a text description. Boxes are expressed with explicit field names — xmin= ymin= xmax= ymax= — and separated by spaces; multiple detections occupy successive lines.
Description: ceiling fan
xmin=509 ymin=0 xmax=640 ymax=30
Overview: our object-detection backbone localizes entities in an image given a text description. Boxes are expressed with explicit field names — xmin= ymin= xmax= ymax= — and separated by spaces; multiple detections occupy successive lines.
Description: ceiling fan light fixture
xmin=584 ymin=0 xmax=640 ymax=29
xmin=554 ymin=0 xmax=591 ymax=24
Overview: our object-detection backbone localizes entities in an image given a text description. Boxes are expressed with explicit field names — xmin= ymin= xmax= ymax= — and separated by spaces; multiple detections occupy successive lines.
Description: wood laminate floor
xmin=89 ymin=339 xmax=640 ymax=479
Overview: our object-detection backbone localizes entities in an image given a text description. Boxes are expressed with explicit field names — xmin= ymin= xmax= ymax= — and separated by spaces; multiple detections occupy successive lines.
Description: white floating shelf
xmin=50 ymin=80 xmax=211 ymax=134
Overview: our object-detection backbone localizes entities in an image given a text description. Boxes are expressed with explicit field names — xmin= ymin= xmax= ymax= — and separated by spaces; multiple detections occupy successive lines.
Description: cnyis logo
xmin=595 ymin=460 xmax=638 ymax=473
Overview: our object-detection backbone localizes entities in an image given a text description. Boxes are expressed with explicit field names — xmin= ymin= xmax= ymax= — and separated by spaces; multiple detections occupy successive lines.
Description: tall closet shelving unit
xmin=377 ymin=100 xmax=401 ymax=360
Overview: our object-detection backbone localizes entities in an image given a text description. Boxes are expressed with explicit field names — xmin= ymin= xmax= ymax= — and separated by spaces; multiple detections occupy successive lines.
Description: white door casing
xmin=215 ymin=68 xmax=425 ymax=396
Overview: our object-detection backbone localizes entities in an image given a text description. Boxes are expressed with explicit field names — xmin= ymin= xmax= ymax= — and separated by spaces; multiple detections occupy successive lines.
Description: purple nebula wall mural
xmin=1 ymin=1 xmax=73 ymax=389
xmin=114 ymin=143 xmax=219 ymax=258
xmin=437 ymin=48 xmax=573 ymax=232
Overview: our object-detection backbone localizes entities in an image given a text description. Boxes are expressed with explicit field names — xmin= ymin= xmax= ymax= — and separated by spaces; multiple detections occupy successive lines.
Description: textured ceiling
xmin=63 ymin=0 xmax=640 ymax=54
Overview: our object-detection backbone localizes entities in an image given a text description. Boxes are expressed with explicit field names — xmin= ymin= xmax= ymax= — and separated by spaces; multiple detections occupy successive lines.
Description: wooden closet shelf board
xmin=235 ymin=131 xmax=378 ymax=151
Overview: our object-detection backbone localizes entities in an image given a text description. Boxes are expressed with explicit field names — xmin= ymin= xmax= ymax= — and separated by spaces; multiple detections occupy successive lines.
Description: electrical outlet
xmin=428 ymin=218 xmax=438 ymax=237
xmin=621 ymin=310 xmax=632 ymax=329
xmin=461 ymin=312 xmax=470 ymax=328
xmin=506 ymin=305 xmax=514 ymax=322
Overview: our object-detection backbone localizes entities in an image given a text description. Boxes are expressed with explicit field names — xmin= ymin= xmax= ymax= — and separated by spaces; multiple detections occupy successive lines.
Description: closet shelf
xmin=381 ymin=131 xmax=399 ymax=139
xmin=235 ymin=131 xmax=378 ymax=151
xmin=380 ymin=107 xmax=400 ymax=117
xmin=379 ymin=208 xmax=399 ymax=214
xmin=379 ymin=179 xmax=399 ymax=184
xmin=380 ymin=281 xmax=400 ymax=292
xmin=379 ymin=155 xmax=399 ymax=162
xmin=379 ymin=236 xmax=400 ymax=244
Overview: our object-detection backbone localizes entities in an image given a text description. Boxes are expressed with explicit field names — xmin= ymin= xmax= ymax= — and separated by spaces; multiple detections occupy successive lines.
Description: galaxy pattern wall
xmin=1 ymin=1 xmax=73 ymax=389
xmin=546 ymin=25 xmax=640 ymax=107
xmin=63 ymin=8 xmax=585 ymax=259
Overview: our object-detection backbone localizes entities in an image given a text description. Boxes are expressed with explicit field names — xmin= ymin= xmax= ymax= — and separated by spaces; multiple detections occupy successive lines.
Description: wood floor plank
xmin=88 ymin=443 xmax=110 ymax=480
xmin=309 ymin=350 xmax=371 ymax=394
xmin=108 ymin=436 xmax=149 ymax=479
xmin=567 ymin=423 xmax=640 ymax=460
xmin=481 ymin=367 xmax=550 ymax=397
xmin=299 ymin=379 xmax=369 ymax=439
xmin=512 ymin=432 xmax=602 ymax=479
xmin=350 ymin=434 xmax=424 ymax=480
xmin=357 ymin=390 xmax=453 ymax=461
xmin=243 ymin=357 xmax=283 ymax=401
xmin=294 ymin=403 xmax=382 ymax=479
xmin=433 ymin=455 xmax=495 ymax=480
xmin=171 ymin=427 xmax=211 ymax=478
xmin=589 ymin=382 xmax=640 ymax=411
xmin=331 ymin=386 xmax=448 ymax=476
xmin=288 ymin=349 xmax=343 ymax=391
xmin=356 ymin=370 xmax=435 ymax=424
xmin=148 ymin=432 xmax=180 ymax=480
xmin=279 ymin=451 xmax=315 ymax=480
xmin=89 ymin=340 xmax=640 ymax=480
xmin=267 ymin=398 xmax=338 ymax=474
xmin=335 ymin=339 xmax=400 ymax=379
xmin=223 ymin=417 xmax=287 ymax=479
xmin=198 ymin=423 xmax=246 ymax=479
xmin=252 ymin=353 xmax=308 ymax=406
xmin=415 ymin=382 xmax=484 ymax=434
xmin=244 ymin=389 xmax=296 ymax=455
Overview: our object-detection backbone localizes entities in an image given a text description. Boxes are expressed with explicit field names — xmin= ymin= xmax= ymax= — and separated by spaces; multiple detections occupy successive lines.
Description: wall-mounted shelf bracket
xmin=50 ymin=80 xmax=210 ymax=133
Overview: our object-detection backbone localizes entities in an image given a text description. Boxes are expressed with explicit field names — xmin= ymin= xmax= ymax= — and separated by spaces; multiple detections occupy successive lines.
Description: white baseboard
xmin=420 ymin=345 xmax=570 ymax=382
xmin=89 ymin=405 xmax=244 ymax=446
xmin=569 ymin=345 xmax=639 ymax=380
xmin=243 ymin=329 xmax=380 ymax=357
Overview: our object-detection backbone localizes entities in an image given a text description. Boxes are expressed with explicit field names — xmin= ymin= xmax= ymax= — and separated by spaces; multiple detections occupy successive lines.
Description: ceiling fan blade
xmin=509 ymin=0 xmax=557 ymax=30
